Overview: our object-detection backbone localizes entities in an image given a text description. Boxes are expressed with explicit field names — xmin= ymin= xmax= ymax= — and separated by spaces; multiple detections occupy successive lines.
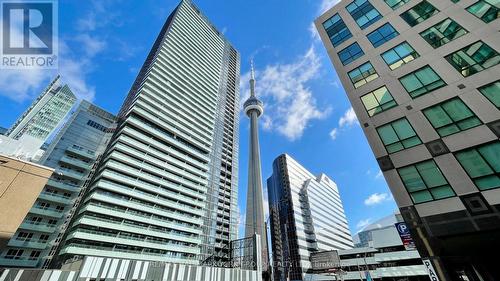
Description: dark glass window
xmin=420 ymin=18 xmax=468 ymax=48
xmin=400 ymin=1 xmax=439 ymax=27
xmin=346 ymin=0 xmax=382 ymax=29
xmin=338 ymin=42 xmax=364 ymax=65
xmin=348 ymin=62 xmax=379 ymax=88
xmin=361 ymin=86 xmax=397 ymax=116
xmin=478 ymin=80 xmax=500 ymax=108
xmin=445 ymin=41 xmax=500 ymax=77
xmin=323 ymin=14 xmax=353 ymax=47
xmin=398 ymin=160 xmax=455 ymax=204
xmin=367 ymin=23 xmax=399 ymax=48
xmin=423 ymin=98 xmax=482 ymax=137
xmin=456 ymin=142 xmax=500 ymax=191
xmin=381 ymin=42 xmax=419 ymax=70
xmin=384 ymin=0 xmax=410 ymax=9
xmin=377 ymin=118 xmax=422 ymax=153
xmin=467 ymin=0 xmax=500 ymax=23
xmin=399 ymin=65 xmax=446 ymax=98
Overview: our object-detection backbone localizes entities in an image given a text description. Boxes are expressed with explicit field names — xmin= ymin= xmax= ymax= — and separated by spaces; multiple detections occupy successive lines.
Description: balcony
xmin=56 ymin=168 xmax=86 ymax=181
xmin=7 ymin=239 xmax=48 ymax=249
xmin=66 ymin=146 xmax=96 ymax=160
xmin=29 ymin=206 xmax=64 ymax=218
xmin=59 ymin=155 xmax=92 ymax=170
xmin=38 ymin=192 xmax=73 ymax=205
xmin=19 ymin=222 xmax=56 ymax=233
xmin=0 ymin=258 xmax=38 ymax=267
xmin=74 ymin=216 xmax=200 ymax=244
xmin=45 ymin=179 xmax=80 ymax=192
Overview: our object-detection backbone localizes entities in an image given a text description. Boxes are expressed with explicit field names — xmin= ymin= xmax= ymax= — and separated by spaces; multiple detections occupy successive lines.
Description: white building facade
xmin=267 ymin=154 xmax=353 ymax=281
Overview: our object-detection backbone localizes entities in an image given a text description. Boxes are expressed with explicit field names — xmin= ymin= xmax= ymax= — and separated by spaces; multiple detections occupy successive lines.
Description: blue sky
xmin=0 ymin=0 xmax=397 ymax=237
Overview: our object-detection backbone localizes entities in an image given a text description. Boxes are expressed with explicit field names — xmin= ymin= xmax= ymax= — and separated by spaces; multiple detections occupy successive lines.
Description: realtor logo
xmin=1 ymin=1 xmax=58 ymax=69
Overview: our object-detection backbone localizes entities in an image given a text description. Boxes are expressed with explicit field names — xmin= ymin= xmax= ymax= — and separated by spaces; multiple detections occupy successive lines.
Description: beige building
xmin=0 ymin=155 xmax=53 ymax=250
xmin=316 ymin=1 xmax=499 ymax=280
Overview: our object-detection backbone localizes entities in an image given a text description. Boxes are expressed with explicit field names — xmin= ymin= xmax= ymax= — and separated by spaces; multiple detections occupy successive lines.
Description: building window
xmin=384 ymin=0 xmax=410 ymax=9
xmin=361 ymin=86 xmax=397 ymax=116
xmin=367 ymin=23 xmax=399 ymax=48
xmin=346 ymin=0 xmax=382 ymax=29
xmin=445 ymin=41 xmax=500 ymax=77
xmin=478 ymin=80 xmax=500 ymax=108
xmin=338 ymin=42 xmax=364 ymax=65
xmin=377 ymin=118 xmax=422 ymax=153
xmin=323 ymin=14 xmax=353 ymax=47
xmin=39 ymin=234 xmax=50 ymax=242
xmin=5 ymin=249 xmax=24 ymax=259
xmin=400 ymin=1 xmax=439 ymax=27
xmin=420 ymin=18 xmax=468 ymax=48
xmin=398 ymin=160 xmax=455 ymax=204
xmin=17 ymin=232 xmax=34 ymax=242
xmin=399 ymin=65 xmax=446 ymax=98
xmin=423 ymin=98 xmax=482 ymax=137
xmin=29 ymin=251 xmax=41 ymax=260
xmin=467 ymin=0 xmax=500 ymax=23
xmin=456 ymin=142 xmax=500 ymax=190
xmin=348 ymin=62 xmax=379 ymax=88
xmin=381 ymin=42 xmax=419 ymax=70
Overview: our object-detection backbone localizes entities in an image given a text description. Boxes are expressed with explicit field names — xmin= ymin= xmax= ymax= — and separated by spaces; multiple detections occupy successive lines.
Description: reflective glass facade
xmin=6 ymin=77 xmax=76 ymax=142
xmin=0 ymin=101 xmax=116 ymax=268
xmin=267 ymin=155 xmax=353 ymax=281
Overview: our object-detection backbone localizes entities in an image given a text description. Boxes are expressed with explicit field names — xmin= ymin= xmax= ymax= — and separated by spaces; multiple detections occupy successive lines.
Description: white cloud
xmin=241 ymin=46 xmax=331 ymax=141
xmin=261 ymin=115 xmax=273 ymax=131
xmin=318 ymin=0 xmax=342 ymax=15
xmin=338 ymin=107 xmax=358 ymax=127
xmin=329 ymin=128 xmax=338 ymax=140
xmin=356 ymin=218 xmax=372 ymax=230
xmin=238 ymin=207 xmax=245 ymax=239
xmin=375 ymin=170 xmax=384 ymax=180
xmin=329 ymin=107 xmax=359 ymax=140
xmin=309 ymin=22 xmax=320 ymax=42
xmin=364 ymin=193 xmax=393 ymax=206
xmin=75 ymin=34 xmax=107 ymax=57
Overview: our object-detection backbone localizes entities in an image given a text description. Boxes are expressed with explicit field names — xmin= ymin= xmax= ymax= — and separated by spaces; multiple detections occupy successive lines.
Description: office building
xmin=0 ymin=155 xmax=53 ymax=253
xmin=267 ymin=154 xmax=353 ymax=281
xmin=6 ymin=75 xmax=76 ymax=142
xmin=243 ymin=64 xmax=269 ymax=268
xmin=338 ymin=215 xmax=429 ymax=281
xmin=0 ymin=101 xmax=116 ymax=268
xmin=1 ymin=76 xmax=76 ymax=160
xmin=316 ymin=1 xmax=500 ymax=280
xmin=56 ymin=0 xmax=240 ymax=266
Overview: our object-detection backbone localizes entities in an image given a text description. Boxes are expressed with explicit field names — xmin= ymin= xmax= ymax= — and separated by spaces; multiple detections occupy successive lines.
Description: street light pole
xmin=356 ymin=254 xmax=363 ymax=281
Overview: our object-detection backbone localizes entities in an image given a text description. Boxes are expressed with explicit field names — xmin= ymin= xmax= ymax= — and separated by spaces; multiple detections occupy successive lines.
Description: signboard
xmin=395 ymin=222 xmax=416 ymax=250
xmin=422 ymin=259 xmax=441 ymax=281
xmin=310 ymin=250 xmax=340 ymax=271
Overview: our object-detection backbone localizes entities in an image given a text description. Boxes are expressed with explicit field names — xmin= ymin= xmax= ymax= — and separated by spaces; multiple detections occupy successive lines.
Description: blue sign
xmin=395 ymin=222 xmax=415 ymax=250
xmin=396 ymin=222 xmax=410 ymax=236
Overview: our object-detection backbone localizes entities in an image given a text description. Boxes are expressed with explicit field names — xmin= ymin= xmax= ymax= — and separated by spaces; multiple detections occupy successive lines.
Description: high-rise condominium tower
xmin=243 ymin=64 xmax=268 ymax=267
xmin=1 ymin=76 xmax=77 ymax=160
xmin=0 ymin=101 xmax=116 ymax=268
xmin=57 ymin=0 xmax=240 ymax=265
xmin=267 ymin=154 xmax=353 ymax=281
xmin=7 ymin=76 xmax=76 ymax=142
xmin=316 ymin=0 xmax=500 ymax=280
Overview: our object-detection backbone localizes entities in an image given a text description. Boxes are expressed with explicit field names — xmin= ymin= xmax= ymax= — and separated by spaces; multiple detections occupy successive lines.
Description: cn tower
xmin=243 ymin=62 xmax=268 ymax=267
